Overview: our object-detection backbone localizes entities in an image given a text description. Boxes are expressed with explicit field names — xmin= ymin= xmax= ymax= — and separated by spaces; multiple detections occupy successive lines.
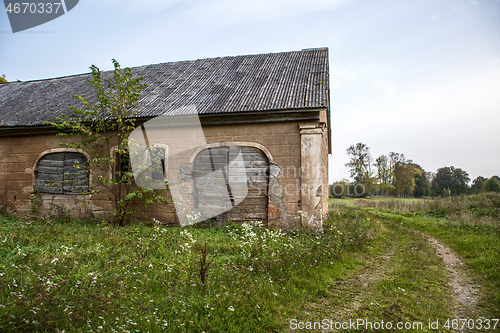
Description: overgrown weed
xmin=0 ymin=207 xmax=373 ymax=332
xmin=344 ymin=194 xmax=500 ymax=316
xmin=344 ymin=193 xmax=500 ymax=228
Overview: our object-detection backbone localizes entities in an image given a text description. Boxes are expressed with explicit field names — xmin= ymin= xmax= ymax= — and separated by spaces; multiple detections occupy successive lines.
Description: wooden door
xmin=193 ymin=146 xmax=269 ymax=225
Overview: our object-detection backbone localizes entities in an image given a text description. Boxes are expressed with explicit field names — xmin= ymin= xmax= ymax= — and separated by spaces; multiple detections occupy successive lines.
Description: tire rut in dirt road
xmin=285 ymin=218 xmax=485 ymax=332
xmin=328 ymin=246 xmax=396 ymax=322
xmin=426 ymin=236 xmax=483 ymax=331
xmin=283 ymin=223 xmax=397 ymax=333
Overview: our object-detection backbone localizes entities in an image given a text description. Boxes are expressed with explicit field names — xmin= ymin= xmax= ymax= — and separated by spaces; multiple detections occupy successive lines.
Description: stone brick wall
xmin=0 ymin=115 xmax=328 ymax=229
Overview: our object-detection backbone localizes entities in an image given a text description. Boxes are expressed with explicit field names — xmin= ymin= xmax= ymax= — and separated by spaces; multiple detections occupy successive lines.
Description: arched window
xmin=35 ymin=152 xmax=89 ymax=194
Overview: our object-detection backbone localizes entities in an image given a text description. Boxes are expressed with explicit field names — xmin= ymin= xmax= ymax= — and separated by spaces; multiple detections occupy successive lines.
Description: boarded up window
xmin=193 ymin=146 xmax=269 ymax=224
xmin=35 ymin=152 xmax=89 ymax=194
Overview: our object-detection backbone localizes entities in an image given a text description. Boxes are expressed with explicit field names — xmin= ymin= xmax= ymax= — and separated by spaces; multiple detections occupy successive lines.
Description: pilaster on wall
xmin=299 ymin=122 xmax=324 ymax=230
xmin=176 ymin=163 xmax=195 ymax=224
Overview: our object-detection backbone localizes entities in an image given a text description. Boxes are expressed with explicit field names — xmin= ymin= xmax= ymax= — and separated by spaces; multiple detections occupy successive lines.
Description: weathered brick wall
xmin=0 ymin=117 xmax=327 ymax=229
xmin=0 ymin=134 xmax=76 ymax=215
xmin=0 ymin=133 xmax=177 ymax=222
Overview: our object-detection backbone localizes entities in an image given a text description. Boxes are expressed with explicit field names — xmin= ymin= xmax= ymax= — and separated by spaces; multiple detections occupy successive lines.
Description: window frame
xmin=33 ymin=149 xmax=90 ymax=195
xmin=110 ymin=144 xmax=168 ymax=185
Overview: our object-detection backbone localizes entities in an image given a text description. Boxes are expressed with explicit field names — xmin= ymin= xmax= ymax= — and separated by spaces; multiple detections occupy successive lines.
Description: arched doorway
xmin=192 ymin=145 xmax=269 ymax=225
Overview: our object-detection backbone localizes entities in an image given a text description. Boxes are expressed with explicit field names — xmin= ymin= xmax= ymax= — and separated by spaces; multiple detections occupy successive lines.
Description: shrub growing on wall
xmin=44 ymin=59 xmax=169 ymax=225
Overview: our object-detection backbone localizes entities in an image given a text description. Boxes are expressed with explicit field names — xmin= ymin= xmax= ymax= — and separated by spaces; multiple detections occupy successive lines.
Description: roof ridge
xmin=134 ymin=48 xmax=329 ymax=71
xmin=9 ymin=48 xmax=329 ymax=84
xmin=7 ymin=71 xmax=92 ymax=84
xmin=301 ymin=47 xmax=328 ymax=51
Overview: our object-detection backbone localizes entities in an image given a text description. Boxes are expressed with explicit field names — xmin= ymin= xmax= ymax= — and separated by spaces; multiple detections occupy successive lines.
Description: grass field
xmin=332 ymin=194 xmax=500 ymax=313
xmin=351 ymin=194 xmax=500 ymax=315
xmin=0 ymin=193 xmax=498 ymax=332
xmin=0 ymin=210 xmax=373 ymax=332
xmin=287 ymin=214 xmax=457 ymax=332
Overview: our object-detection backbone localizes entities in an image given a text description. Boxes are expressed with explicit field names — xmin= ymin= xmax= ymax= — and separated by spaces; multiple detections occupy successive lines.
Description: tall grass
xmin=0 ymin=208 xmax=373 ymax=332
xmin=343 ymin=193 xmax=500 ymax=227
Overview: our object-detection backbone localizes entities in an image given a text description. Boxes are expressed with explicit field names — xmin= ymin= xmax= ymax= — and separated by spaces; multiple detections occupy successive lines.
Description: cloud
xmin=451 ymin=0 xmax=479 ymax=13
xmin=329 ymin=62 xmax=397 ymax=94
xmin=372 ymin=79 xmax=395 ymax=94
xmin=329 ymin=67 xmax=361 ymax=91
xmin=328 ymin=56 xmax=500 ymax=182
xmin=85 ymin=0 xmax=348 ymax=17
xmin=191 ymin=0 xmax=350 ymax=25
xmin=429 ymin=1 xmax=481 ymax=23
xmin=86 ymin=0 xmax=184 ymax=12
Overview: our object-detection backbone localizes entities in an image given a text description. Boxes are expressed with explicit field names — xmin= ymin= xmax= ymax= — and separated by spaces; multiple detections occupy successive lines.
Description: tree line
xmin=330 ymin=142 xmax=500 ymax=198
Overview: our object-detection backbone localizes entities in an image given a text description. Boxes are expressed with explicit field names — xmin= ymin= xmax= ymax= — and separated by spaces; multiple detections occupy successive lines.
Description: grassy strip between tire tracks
xmin=290 ymin=211 xmax=456 ymax=332
xmin=366 ymin=207 xmax=500 ymax=318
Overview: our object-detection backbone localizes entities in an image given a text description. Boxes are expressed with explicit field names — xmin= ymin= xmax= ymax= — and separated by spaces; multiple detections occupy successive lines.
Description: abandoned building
xmin=0 ymin=48 xmax=331 ymax=230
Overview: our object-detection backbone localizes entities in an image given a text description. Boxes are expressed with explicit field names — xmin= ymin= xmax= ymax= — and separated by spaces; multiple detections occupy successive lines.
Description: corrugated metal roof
xmin=0 ymin=48 xmax=329 ymax=127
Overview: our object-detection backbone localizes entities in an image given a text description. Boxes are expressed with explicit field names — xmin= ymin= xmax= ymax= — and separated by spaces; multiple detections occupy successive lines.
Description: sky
xmin=1 ymin=0 xmax=499 ymax=183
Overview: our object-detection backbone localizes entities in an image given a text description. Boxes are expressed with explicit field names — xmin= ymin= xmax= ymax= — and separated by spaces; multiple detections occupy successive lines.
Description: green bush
xmin=483 ymin=177 xmax=500 ymax=193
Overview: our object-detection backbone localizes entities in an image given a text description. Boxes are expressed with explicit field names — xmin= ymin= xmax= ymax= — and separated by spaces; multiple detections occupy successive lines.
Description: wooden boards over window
xmin=35 ymin=152 xmax=89 ymax=195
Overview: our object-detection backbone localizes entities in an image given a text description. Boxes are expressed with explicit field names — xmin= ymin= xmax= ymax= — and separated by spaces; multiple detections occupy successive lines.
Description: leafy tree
xmin=44 ymin=59 xmax=168 ymax=225
xmin=441 ymin=187 xmax=451 ymax=197
xmin=451 ymin=167 xmax=470 ymax=195
xmin=414 ymin=166 xmax=431 ymax=197
xmin=345 ymin=143 xmax=373 ymax=184
xmin=431 ymin=167 xmax=452 ymax=197
xmin=483 ymin=176 xmax=500 ymax=193
xmin=375 ymin=155 xmax=394 ymax=195
xmin=389 ymin=152 xmax=406 ymax=169
xmin=362 ymin=176 xmax=378 ymax=196
xmin=470 ymin=176 xmax=486 ymax=194
xmin=387 ymin=152 xmax=406 ymax=194
xmin=0 ymin=75 xmax=7 ymax=84
xmin=393 ymin=161 xmax=421 ymax=197
xmin=427 ymin=171 xmax=435 ymax=184
xmin=344 ymin=146 xmax=433 ymax=198
xmin=431 ymin=166 xmax=470 ymax=197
